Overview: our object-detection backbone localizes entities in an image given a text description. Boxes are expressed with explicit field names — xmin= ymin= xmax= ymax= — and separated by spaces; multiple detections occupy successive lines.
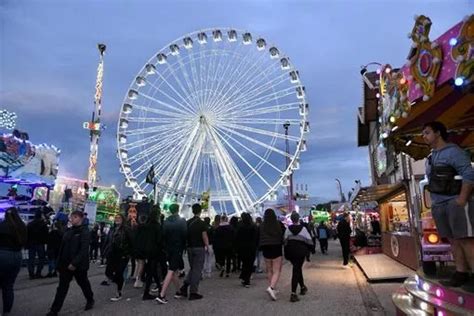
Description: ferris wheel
xmin=117 ymin=28 xmax=309 ymax=214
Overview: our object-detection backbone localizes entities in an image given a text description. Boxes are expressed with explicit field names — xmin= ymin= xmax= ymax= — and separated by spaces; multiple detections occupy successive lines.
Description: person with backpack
xmin=284 ymin=212 xmax=313 ymax=302
xmin=316 ymin=221 xmax=330 ymax=254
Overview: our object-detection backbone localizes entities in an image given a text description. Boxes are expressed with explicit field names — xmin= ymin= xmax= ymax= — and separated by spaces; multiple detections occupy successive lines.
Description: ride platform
xmin=393 ymin=270 xmax=474 ymax=315
xmin=354 ymin=253 xmax=414 ymax=282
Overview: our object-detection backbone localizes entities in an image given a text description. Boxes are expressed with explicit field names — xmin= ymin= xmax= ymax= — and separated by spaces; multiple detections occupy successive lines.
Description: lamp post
xmin=283 ymin=121 xmax=294 ymax=213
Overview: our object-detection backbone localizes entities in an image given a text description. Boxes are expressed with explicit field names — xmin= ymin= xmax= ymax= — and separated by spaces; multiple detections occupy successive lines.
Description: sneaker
xmin=225 ymin=274 xmax=230 ymax=278
xmin=110 ymin=294 xmax=122 ymax=302
xmin=440 ymin=271 xmax=470 ymax=287
xmin=174 ymin=291 xmax=186 ymax=299
xmin=300 ymin=285 xmax=308 ymax=296
xmin=85 ymin=299 xmax=95 ymax=311
xmin=219 ymin=270 xmax=224 ymax=278
xmin=241 ymin=280 xmax=250 ymax=288
xmin=143 ymin=293 xmax=155 ymax=301
xmin=189 ymin=293 xmax=203 ymax=300
xmin=134 ymin=280 xmax=144 ymax=288
xmin=179 ymin=284 xmax=189 ymax=296
xmin=100 ymin=280 xmax=110 ymax=286
xmin=290 ymin=293 xmax=300 ymax=302
xmin=178 ymin=271 xmax=186 ymax=278
xmin=266 ymin=287 xmax=277 ymax=301
xmin=156 ymin=295 xmax=168 ymax=304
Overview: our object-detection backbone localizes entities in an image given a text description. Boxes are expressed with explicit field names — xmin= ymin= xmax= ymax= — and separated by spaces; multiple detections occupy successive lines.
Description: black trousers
xmin=89 ymin=244 xmax=99 ymax=260
xmin=50 ymin=269 xmax=94 ymax=313
xmin=319 ymin=239 xmax=328 ymax=253
xmin=144 ymin=259 xmax=161 ymax=293
xmin=239 ymin=250 xmax=256 ymax=284
xmin=290 ymin=256 xmax=305 ymax=293
xmin=106 ymin=257 xmax=129 ymax=293
xmin=215 ymin=248 xmax=232 ymax=274
xmin=340 ymin=239 xmax=350 ymax=265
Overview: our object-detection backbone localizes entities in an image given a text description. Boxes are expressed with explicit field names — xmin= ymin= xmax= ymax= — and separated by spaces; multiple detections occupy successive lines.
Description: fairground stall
xmin=383 ymin=14 xmax=474 ymax=315
xmin=50 ymin=176 xmax=120 ymax=224
xmin=0 ymin=129 xmax=60 ymax=222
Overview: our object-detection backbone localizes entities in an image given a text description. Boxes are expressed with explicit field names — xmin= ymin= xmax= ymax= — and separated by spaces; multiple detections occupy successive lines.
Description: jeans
xmin=50 ymin=268 xmax=94 ymax=313
xmin=203 ymin=245 xmax=213 ymax=275
xmin=185 ymin=247 xmax=205 ymax=294
xmin=0 ymin=249 xmax=22 ymax=313
xmin=290 ymin=256 xmax=306 ymax=293
xmin=254 ymin=250 xmax=263 ymax=271
xmin=89 ymin=243 xmax=99 ymax=261
xmin=28 ymin=244 xmax=46 ymax=277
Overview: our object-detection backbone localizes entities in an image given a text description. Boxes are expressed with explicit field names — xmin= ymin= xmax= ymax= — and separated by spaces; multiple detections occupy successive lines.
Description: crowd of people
xmin=0 ymin=204 xmax=356 ymax=316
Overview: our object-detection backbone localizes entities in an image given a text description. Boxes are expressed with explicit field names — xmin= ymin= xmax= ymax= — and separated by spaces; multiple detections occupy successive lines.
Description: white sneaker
xmin=134 ymin=280 xmax=143 ymax=288
xmin=110 ymin=294 xmax=122 ymax=302
xmin=266 ymin=287 xmax=277 ymax=301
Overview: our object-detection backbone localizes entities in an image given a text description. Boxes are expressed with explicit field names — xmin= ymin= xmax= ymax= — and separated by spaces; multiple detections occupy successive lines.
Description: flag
xmin=146 ymin=165 xmax=155 ymax=184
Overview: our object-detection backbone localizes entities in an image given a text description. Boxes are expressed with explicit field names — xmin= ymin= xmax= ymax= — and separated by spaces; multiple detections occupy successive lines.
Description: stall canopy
xmin=381 ymin=15 xmax=474 ymax=160
xmin=352 ymin=183 xmax=405 ymax=204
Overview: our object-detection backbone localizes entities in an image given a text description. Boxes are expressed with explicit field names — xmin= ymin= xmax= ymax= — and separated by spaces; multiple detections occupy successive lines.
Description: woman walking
xmin=0 ymin=207 xmax=27 ymax=315
xmin=235 ymin=212 xmax=258 ymax=287
xmin=259 ymin=208 xmax=285 ymax=301
xmin=106 ymin=214 xmax=133 ymax=301
xmin=284 ymin=212 xmax=313 ymax=302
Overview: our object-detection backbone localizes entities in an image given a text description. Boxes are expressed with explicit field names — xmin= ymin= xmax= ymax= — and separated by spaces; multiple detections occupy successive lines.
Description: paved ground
xmin=4 ymin=240 xmax=401 ymax=316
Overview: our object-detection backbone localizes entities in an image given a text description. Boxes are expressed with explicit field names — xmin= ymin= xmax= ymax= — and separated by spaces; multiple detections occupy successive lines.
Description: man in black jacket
xmin=47 ymin=211 xmax=94 ymax=316
xmin=337 ymin=213 xmax=352 ymax=267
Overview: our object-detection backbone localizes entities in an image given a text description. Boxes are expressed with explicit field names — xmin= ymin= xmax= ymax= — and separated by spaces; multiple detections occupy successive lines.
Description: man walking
xmin=47 ymin=211 xmax=94 ymax=316
xmin=156 ymin=204 xmax=187 ymax=304
xmin=337 ymin=213 xmax=352 ymax=267
xmin=180 ymin=203 xmax=209 ymax=300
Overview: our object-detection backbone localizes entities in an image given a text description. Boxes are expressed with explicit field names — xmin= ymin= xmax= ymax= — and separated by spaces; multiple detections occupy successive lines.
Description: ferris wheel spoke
xmin=126 ymin=117 xmax=186 ymax=124
xmin=225 ymin=70 xmax=290 ymax=110
xmin=213 ymin=125 xmax=284 ymax=174
xmin=222 ymin=118 xmax=301 ymax=125
xmin=221 ymin=123 xmax=300 ymax=142
xmin=178 ymin=132 xmax=205 ymax=193
xmin=208 ymin=51 xmax=276 ymax=113
xmin=206 ymin=44 xmax=233 ymax=112
xmin=207 ymin=49 xmax=267 ymax=113
xmin=206 ymin=44 xmax=243 ymax=112
xmin=175 ymin=54 xmax=202 ymax=109
xmin=136 ymin=92 xmax=194 ymax=117
xmin=212 ymin=127 xmax=272 ymax=189
xmin=128 ymin=103 xmax=191 ymax=119
xmin=216 ymin=125 xmax=292 ymax=159
xmin=207 ymin=125 xmax=257 ymax=208
xmin=227 ymin=102 xmax=300 ymax=118
xmin=144 ymin=77 xmax=197 ymax=115
xmin=132 ymin=141 xmax=185 ymax=178
xmin=127 ymin=129 xmax=190 ymax=165
xmin=202 ymin=49 xmax=223 ymax=111
xmin=206 ymin=45 xmax=263 ymax=113
xmin=164 ymin=63 xmax=201 ymax=113
xmin=218 ymin=61 xmax=284 ymax=110
xmin=219 ymin=86 xmax=295 ymax=116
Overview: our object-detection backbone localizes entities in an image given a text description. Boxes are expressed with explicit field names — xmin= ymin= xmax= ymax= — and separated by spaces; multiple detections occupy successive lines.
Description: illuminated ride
xmin=117 ymin=28 xmax=309 ymax=214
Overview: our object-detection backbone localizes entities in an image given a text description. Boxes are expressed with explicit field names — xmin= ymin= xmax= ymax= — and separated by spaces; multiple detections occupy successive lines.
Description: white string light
xmin=0 ymin=110 xmax=17 ymax=130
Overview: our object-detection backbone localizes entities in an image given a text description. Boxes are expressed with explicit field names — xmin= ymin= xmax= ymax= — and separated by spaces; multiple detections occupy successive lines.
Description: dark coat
xmin=47 ymin=229 xmax=63 ymax=257
xmin=57 ymin=225 xmax=90 ymax=271
xmin=109 ymin=225 xmax=133 ymax=259
xmin=135 ymin=222 xmax=162 ymax=259
xmin=27 ymin=219 xmax=48 ymax=246
xmin=235 ymin=224 xmax=258 ymax=254
xmin=337 ymin=219 xmax=352 ymax=241
xmin=213 ymin=224 xmax=234 ymax=250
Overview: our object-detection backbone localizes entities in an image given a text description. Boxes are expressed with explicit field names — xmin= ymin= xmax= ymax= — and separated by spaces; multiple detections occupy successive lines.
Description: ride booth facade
xmin=363 ymin=14 xmax=474 ymax=315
